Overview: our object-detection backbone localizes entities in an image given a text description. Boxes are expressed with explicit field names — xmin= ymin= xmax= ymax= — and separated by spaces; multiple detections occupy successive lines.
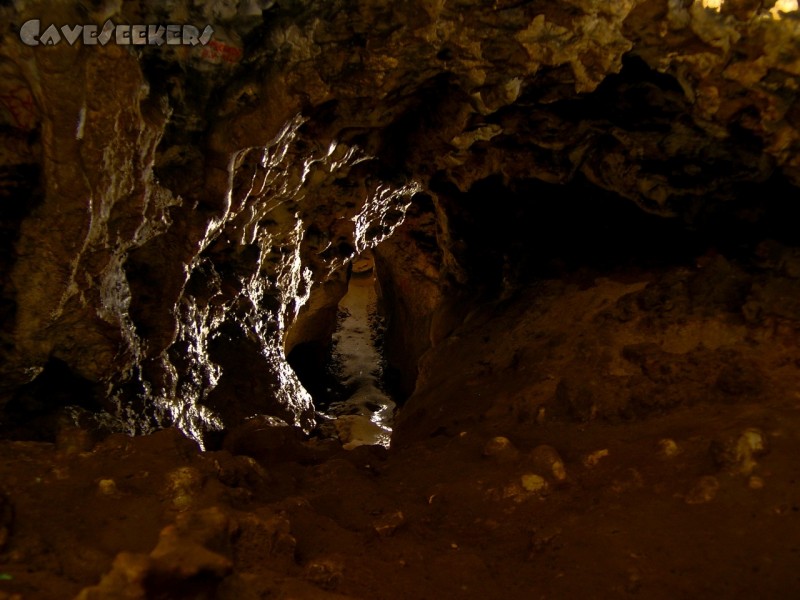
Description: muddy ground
xmin=1 ymin=249 xmax=800 ymax=599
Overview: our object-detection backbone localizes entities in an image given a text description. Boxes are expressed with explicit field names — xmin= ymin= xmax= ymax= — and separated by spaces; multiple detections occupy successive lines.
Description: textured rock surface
xmin=394 ymin=252 xmax=800 ymax=444
xmin=4 ymin=0 xmax=800 ymax=597
xmin=1 ymin=0 xmax=799 ymax=443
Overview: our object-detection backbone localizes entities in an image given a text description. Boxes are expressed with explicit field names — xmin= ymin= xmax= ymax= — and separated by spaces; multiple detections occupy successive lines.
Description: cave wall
xmin=1 ymin=0 xmax=799 ymax=442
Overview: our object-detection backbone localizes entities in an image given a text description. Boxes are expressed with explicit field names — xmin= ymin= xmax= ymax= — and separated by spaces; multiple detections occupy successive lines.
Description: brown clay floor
xmin=0 ymin=397 xmax=798 ymax=598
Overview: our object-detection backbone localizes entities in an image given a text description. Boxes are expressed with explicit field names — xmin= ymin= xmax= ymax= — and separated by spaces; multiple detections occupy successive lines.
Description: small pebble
xmin=373 ymin=510 xmax=405 ymax=537
xmin=734 ymin=429 xmax=768 ymax=475
xmin=530 ymin=445 xmax=567 ymax=482
xmin=303 ymin=557 xmax=343 ymax=591
xmin=521 ymin=473 xmax=548 ymax=493
xmin=748 ymin=476 xmax=765 ymax=490
xmin=710 ymin=428 xmax=769 ymax=475
xmin=685 ymin=476 xmax=719 ymax=505
xmin=583 ymin=449 xmax=609 ymax=468
xmin=658 ymin=438 xmax=680 ymax=458
xmin=483 ymin=436 xmax=519 ymax=462
xmin=98 ymin=479 xmax=118 ymax=496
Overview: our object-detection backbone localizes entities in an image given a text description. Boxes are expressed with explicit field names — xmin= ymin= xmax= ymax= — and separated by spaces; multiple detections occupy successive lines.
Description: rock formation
xmin=1 ymin=0 xmax=798 ymax=440
xmin=1 ymin=0 xmax=800 ymax=597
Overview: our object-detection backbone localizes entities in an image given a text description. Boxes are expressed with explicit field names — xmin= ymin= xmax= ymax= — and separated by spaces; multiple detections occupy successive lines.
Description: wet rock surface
xmin=1 ymin=0 xmax=799 ymax=439
xmin=1 ymin=0 xmax=800 ymax=597
xmin=0 ymin=254 xmax=797 ymax=597
xmin=324 ymin=264 xmax=395 ymax=449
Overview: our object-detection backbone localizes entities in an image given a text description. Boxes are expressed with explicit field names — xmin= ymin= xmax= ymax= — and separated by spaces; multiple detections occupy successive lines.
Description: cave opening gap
xmin=289 ymin=251 xmax=397 ymax=449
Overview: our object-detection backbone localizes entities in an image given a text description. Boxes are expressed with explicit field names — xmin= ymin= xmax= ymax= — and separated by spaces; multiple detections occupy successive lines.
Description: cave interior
xmin=1 ymin=0 xmax=800 ymax=598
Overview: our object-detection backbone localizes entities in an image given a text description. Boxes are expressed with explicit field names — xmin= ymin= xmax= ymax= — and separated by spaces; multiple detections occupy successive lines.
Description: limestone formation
xmin=1 ymin=0 xmax=799 ymax=445
xmin=1 ymin=2 xmax=800 ymax=595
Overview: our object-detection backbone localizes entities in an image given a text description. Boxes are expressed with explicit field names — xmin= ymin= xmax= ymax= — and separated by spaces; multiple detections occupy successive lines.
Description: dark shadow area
xmin=286 ymin=339 xmax=348 ymax=412
xmin=0 ymin=357 xmax=101 ymax=441
xmin=433 ymin=169 xmax=800 ymax=303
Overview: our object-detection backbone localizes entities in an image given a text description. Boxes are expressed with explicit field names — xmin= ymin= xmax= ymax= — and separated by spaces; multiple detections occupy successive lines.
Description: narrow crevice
xmin=288 ymin=252 xmax=400 ymax=448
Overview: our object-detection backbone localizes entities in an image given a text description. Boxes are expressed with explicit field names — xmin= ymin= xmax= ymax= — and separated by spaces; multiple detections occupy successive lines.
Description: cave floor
xmin=2 ymin=258 xmax=800 ymax=599
xmin=0 ymin=399 xmax=798 ymax=599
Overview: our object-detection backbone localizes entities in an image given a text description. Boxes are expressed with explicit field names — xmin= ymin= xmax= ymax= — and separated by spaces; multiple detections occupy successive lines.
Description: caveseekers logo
xmin=19 ymin=19 xmax=215 ymax=47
